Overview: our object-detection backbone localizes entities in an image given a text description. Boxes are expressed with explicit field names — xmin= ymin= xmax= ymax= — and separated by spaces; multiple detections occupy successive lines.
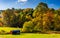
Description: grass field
xmin=0 ymin=27 xmax=21 ymax=32
xmin=0 ymin=27 xmax=60 ymax=38
xmin=0 ymin=33 xmax=60 ymax=38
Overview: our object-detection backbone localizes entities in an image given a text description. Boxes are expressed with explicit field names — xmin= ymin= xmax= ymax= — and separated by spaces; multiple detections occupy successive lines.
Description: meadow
xmin=0 ymin=27 xmax=60 ymax=38
xmin=0 ymin=33 xmax=60 ymax=38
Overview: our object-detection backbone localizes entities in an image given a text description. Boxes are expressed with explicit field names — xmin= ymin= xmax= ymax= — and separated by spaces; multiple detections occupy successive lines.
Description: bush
xmin=22 ymin=21 xmax=34 ymax=33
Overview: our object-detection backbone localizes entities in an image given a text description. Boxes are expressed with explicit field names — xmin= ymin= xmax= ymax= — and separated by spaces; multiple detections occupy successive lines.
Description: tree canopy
xmin=1 ymin=2 xmax=60 ymax=33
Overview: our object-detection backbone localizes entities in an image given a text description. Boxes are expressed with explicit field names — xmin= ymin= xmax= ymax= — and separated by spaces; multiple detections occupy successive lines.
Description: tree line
xmin=1 ymin=2 xmax=60 ymax=33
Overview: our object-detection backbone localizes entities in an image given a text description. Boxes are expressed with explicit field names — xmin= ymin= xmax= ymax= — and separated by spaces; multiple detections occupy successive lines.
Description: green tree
xmin=22 ymin=21 xmax=34 ymax=32
xmin=2 ymin=8 xmax=21 ymax=27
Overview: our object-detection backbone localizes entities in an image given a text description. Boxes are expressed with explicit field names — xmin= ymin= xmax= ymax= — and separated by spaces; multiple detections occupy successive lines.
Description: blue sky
xmin=0 ymin=0 xmax=60 ymax=10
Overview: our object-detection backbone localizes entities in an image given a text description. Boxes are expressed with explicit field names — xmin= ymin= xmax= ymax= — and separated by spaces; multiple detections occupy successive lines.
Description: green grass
xmin=0 ymin=33 xmax=60 ymax=38
xmin=0 ymin=27 xmax=21 ymax=32
xmin=0 ymin=27 xmax=60 ymax=38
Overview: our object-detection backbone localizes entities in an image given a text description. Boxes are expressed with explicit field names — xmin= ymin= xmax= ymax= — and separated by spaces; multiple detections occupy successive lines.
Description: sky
xmin=0 ymin=0 xmax=60 ymax=10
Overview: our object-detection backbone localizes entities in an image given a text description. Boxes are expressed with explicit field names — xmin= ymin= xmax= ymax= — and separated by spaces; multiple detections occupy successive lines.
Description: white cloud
xmin=18 ymin=0 xmax=28 ymax=2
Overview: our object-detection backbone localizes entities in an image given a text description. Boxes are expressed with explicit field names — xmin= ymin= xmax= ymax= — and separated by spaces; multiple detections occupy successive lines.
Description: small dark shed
xmin=11 ymin=30 xmax=20 ymax=35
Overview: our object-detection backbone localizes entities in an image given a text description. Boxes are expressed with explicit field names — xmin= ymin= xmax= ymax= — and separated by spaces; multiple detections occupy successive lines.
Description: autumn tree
xmin=2 ymin=8 xmax=21 ymax=27
xmin=19 ymin=8 xmax=33 ymax=27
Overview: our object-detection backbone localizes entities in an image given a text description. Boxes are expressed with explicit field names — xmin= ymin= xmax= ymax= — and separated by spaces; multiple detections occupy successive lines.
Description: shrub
xmin=22 ymin=21 xmax=34 ymax=33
